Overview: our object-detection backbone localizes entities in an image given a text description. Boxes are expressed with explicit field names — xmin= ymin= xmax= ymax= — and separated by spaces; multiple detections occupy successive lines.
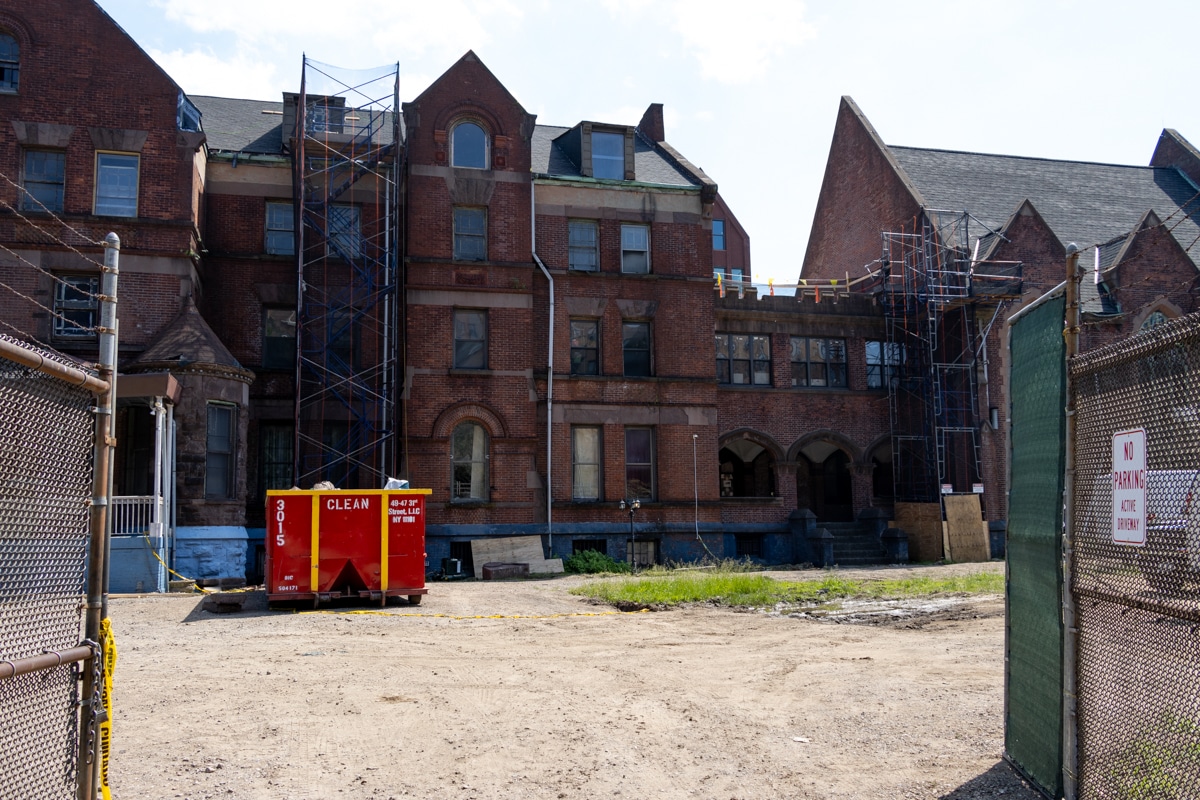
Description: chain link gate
xmin=1071 ymin=312 xmax=1200 ymax=799
xmin=0 ymin=337 xmax=100 ymax=800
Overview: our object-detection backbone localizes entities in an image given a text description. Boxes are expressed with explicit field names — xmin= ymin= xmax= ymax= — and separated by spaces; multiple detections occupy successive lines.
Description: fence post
xmin=1061 ymin=243 xmax=1080 ymax=800
xmin=78 ymin=232 xmax=119 ymax=800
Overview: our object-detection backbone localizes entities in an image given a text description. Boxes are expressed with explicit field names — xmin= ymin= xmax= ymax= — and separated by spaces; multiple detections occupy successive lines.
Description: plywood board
xmin=470 ymin=536 xmax=563 ymax=578
xmin=894 ymin=502 xmax=944 ymax=562
xmin=943 ymin=494 xmax=990 ymax=562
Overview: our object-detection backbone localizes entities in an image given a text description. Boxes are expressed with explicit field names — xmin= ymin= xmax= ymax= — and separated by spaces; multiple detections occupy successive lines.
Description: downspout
xmin=531 ymin=180 xmax=554 ymax=551
xmin=1062 ymin=244 xmax=1081 ymax=800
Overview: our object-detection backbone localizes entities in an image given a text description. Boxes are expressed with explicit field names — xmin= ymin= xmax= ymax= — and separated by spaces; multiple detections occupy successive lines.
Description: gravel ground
xmin=105 ymin=561 xmax=1044 ymax=800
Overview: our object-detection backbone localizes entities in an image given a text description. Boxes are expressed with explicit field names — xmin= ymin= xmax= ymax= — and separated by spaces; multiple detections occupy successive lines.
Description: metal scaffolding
xmin=876 ymin=211 xmax=1022 ymax=503
xmin=293 ymin=58 xmax=401 ymax=489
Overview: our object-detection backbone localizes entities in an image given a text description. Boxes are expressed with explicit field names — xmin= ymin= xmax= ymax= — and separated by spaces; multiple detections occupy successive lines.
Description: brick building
xmin=4 ymin=1 xmax=1199 ymax=583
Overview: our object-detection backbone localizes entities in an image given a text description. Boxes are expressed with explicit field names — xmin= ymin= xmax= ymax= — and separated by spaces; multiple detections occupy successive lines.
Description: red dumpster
xmin=265 ymin=488 xmax=431 ymax=607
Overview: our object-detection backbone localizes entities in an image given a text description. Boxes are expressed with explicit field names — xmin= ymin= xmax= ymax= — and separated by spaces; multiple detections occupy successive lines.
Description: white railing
xmin=112 ymin=496 xmax=156 ymax=535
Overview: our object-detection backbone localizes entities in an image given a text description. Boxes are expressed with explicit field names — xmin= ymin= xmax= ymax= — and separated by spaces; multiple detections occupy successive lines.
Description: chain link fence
xmin=0 ymin=336 xmax=97 ymax=800
xmin=1071 ymin=312 xmax=1200 ymax=799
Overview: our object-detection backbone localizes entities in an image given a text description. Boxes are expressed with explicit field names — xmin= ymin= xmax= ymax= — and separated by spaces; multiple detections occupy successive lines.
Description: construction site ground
xmin=106 ymin=561 xmax=1041 ymax=800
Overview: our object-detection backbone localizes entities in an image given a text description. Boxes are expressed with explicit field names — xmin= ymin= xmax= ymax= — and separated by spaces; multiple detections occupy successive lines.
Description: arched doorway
xmin=718 ymin=438 xmax=776 ymax=497
xmin=796 ymin=440 xmax=854 ymax=521
xmin=869 ymin=440 xmax=894 ymax=505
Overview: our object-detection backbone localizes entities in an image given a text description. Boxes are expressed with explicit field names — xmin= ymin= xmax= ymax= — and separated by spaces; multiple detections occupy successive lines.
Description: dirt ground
xmin=106 ymin=562 xmax=1043 ymax=800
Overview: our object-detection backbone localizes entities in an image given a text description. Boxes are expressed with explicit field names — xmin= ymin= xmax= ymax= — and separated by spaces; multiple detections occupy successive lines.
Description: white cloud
xmin=151 ymin=47 xmax=281 ymax=100
xmin=670 ymin=0 xmax=817 ymax=84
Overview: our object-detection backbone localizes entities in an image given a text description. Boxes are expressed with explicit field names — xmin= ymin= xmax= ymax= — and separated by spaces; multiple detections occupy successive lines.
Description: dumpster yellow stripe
xmin=310 ymin=494 xmax=320 ymax=592
xmin=380 ymin=495 xmax=389 ymax=590
xmin=298 ymin=609 xmax=652 ymax=620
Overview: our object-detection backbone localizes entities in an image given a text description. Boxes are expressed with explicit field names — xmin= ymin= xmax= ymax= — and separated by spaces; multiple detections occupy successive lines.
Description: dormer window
xmin=452 ymin=121 xmax=488 ymax=169
xmin=592 ymin=131 xmax=624 ymax=179
xmin=0 ymin=33 xmax=17 ymax=92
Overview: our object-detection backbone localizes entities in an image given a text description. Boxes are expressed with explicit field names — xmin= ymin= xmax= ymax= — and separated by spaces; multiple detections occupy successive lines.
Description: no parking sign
xmin=1112 ymin=428 xmax=1146 ymax=546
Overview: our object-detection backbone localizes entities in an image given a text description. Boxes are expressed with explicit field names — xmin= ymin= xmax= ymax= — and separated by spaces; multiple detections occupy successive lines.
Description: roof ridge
xmin=890 ymin=144 xmax=1157 ymax=171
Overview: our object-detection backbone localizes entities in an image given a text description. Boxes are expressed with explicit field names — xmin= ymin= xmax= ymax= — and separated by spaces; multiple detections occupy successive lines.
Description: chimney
xmin=637 ymin=103 xmax=665 ymax=143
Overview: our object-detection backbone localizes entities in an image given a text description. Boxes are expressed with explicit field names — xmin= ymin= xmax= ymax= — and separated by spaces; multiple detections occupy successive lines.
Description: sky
xmin=98 ymin=0 xmax=1200 ymax=289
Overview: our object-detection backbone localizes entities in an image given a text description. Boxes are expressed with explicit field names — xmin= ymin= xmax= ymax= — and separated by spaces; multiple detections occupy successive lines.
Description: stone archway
xmin=795 ymin=439 xmax=854 ymax=522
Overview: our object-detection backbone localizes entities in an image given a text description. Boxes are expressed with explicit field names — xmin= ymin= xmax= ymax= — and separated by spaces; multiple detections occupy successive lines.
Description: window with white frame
xmin=453 ymin=309 xmax=487 ymax=369
xmin=716 ymin=333 xmax=771 ymax=385
xmin=568 ymin=220 xmax=598 ymax=271
xmin=453 ymin=206 xmax=486 ymax=261
xmin=791 ymin=337 xmax=847 ymax=388
xmin=624 ymin=427 xmax=654 ymax=501
xmin=94 ymin=153 xmax=139 ymax=217
xmin=622 ymin=321 xmax=651 ymax=377
xmin=570 ymin=319 xmax=599 ymax=376
xmin=205 ymin=403 xmax=237 ymax=500
xmin=592 ymin=131 xmax=624 ymax=179
xmin=327 ymin=204 xmax=361 ymax=260
xmin=451 ymin=421 xmax=489 ymax=501
xmin=53 ymin=275 xmax=98 ymax=339
xmin=865 ymin=340 xmax=904 ymax=388
xmin=620 ymin=224 xmax=649 ymax=274
xmin=452 ymin=121 xmax=488 ymax=169
xmin=265 ymin=202 xmax=294 ymax=255
xmin=572 ymin=426 xmax=601 ymax=501
xmin=0 ymin=33 xmax=17 ymax=92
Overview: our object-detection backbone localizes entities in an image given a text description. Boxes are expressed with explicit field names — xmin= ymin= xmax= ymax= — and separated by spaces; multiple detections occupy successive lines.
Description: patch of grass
xmin=563 ymin=549 xmax=630 ymax=575
xmin=569 ymin=568 xmax=1004 ymax=608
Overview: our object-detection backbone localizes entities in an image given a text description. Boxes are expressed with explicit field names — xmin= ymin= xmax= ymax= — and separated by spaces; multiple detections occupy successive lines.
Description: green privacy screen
xmin=1005 ymin=292 xmax=1065 ymax=798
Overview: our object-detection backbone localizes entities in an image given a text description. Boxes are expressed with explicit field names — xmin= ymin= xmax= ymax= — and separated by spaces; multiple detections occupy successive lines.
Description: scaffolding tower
xmin=292 ymin=58 xmax=401 ymax=489
xmin=877 ymin=211 xmax=1021 ymax=504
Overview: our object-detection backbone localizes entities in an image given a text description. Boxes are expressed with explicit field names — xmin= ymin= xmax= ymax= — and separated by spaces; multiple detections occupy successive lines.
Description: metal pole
xmin=78 ymin=232 xmax=119 ymax=800
xmin=1062 ymin=243 xmax=1081 ymax=800
xmin=693 ymin=434 xmax=699 ymax=540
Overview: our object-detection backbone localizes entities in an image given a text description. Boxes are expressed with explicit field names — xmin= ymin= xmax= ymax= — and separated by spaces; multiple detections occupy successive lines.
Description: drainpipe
xmin=531 ymin=180 xmax=554 ymax=551
xmin=153 ymin=397 xmax=165 ymax=592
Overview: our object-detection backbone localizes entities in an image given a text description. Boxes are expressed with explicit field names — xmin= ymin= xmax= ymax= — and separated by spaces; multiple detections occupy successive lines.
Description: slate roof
xmin=191 ymin=96 xmax=286 ymax=155
xmin=132 ymin=296 xmax=252 ymax=379
xmin=528 ymin=125 xmax=701 ymax=187
xmin=890 ymin=147 xmax=1200 ymax=268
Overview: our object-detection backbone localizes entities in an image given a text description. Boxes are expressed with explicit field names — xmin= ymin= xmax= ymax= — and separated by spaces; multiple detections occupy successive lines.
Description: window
xmin=1141 ymin=310 xmax=1170 ymax=331
xmin=327 ymin=308 xmax=357 ymax=375
xmin=308 ymin=103 xmax=343 ymax=135
xmin=177 ymin=92 xmax=202 ymax=133
xmin=94 ymin=153 xmax=139 ymax=217
xmin=205 ymin=403 xmax=237 ymax=500
xmin=713 ymin=220 xmax=726 ymax=251
xmin=259 ymin=423 xmax=294 ymax=499
xmin=865 ymin=340 xmax=904 ymax=389
xmin=328 ymin=204 xmax=361 ymax=260
xmin=451 ymin=422 xmax=489 ymax=501
xmin=572 ymin=427 xmax=602 ymax=501
xmin=620 ymin=224 xmax=649 ymax=274
xmin=735 ymin=533 xmax=764 ymax=558
xmin=453 ymin=309 xmax=487 ymax=369
xmin=625 ymin=427 xmax=654 ymax=501
xmin=715 ymin=334 xmax=771 ymax=385
xmin=791 ymin=337 xmax=848 ymax=387
xmin=592 ymin=131 xmax=624 ymax=179
xmin=622 ymin=321 xmax=651 ymax=377
xmin=454 ymin=206 xmax=486 ymax=261
xmin=570 ymin=319 xmax=599 ymax=376
xmin=53 ymin=275 xmax=98 ymax=339
xmin=23 ymin=151 xmax=65 ymax=213
xmin=568 ymin=220 xmax=598 ymax=271
xmin=321 ymin=420 xmax=353 ymax=487
xmin=0 ymin=33 xmax=17 ymax=92
xmin=452 ymin=121 xmax=488 ymax=169
xmin=263 ymin=308 xmax=296 ymax=369
xmin=265 ymin=202 xmax=294 ymax=255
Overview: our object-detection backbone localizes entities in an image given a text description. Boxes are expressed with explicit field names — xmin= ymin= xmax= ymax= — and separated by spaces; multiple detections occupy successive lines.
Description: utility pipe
xmin=0 ymin=647 xmax=95 ymax=681
xmin=0 ymin=338 xmax=107 ymax=393
xmin=531 ymin=181 xmax=554 ymax=550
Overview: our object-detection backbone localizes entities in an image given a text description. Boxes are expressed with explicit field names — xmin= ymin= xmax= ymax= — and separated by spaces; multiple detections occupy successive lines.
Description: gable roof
xmin=889 ymin=146 xmax=1200 ymax=267
xmin=191 ymin=96 xmax=286 ymax=155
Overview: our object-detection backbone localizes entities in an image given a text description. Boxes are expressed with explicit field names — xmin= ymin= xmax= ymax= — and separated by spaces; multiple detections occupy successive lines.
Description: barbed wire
xmin=0 ymin=170 xmax=105 ymax=254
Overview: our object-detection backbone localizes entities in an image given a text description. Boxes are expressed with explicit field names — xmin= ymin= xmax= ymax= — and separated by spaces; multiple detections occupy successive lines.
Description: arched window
xmin=451 ymin=421 xmax=489 ymax=501
xmin=0 ymin=33 xmax=18 ymax=91
xmin=452 ymin=121 xmax=487 ymax=169
xmin=1141 ymin=310 xmax=1169 ymax=331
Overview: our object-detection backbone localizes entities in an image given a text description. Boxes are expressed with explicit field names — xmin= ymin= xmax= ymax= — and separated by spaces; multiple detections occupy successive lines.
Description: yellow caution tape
xmin=298 ymin=609 xmax=651 ymax=620
xmin=98 ymin=617 xmax=117 ymax=800
xmin=141 ymin=531 xmax=214 ymax=593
